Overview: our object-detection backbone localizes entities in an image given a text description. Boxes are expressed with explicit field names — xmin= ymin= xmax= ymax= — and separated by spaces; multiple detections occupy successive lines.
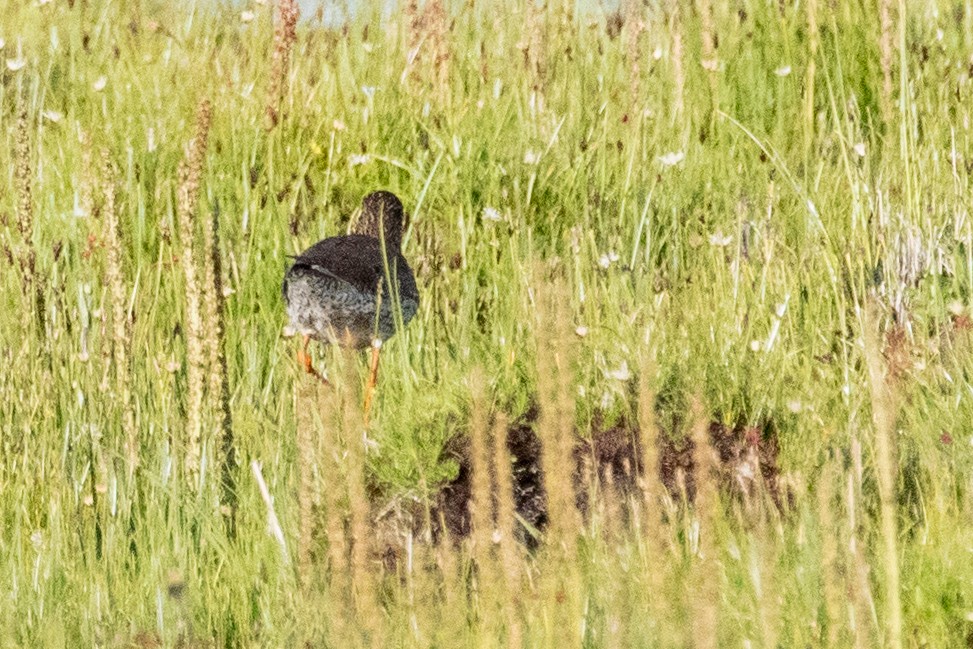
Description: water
xmin=220 ymin=0 xmax=395 ymax=25
xmin=219 ymin=0 xmax=608 ymax=24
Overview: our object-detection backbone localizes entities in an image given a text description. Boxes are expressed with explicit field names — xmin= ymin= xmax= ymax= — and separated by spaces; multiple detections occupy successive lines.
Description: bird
xmin=283 ymin=190 xmax=419 ymax=418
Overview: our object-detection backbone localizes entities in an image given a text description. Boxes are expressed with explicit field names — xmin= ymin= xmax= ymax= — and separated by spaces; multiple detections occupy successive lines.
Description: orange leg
xmin=362 ymin=339 xmax=382 ymax=425
xmin=297 ymin=335 xmax=329 ymax=385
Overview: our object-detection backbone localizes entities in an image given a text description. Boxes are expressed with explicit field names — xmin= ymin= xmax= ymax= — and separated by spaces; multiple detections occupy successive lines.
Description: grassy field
xmin=2 ymin=0 xmax=973 ymax=646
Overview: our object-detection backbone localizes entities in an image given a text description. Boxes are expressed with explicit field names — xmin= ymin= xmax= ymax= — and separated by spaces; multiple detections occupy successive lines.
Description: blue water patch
xmin=218 ymin=0 xmax=396 ymax=26
xmin=217 ymin=0 xmax=607 ymax=25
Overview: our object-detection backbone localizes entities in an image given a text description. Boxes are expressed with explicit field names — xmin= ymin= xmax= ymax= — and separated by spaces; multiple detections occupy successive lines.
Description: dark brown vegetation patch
xmin=431 ymin=409 xmax=548 ymax=548
xmin=427 ymin=407 xmax=789 ymax=547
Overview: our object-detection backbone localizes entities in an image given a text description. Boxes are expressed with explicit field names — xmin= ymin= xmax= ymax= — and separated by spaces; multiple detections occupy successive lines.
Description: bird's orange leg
xmin=362 ymin=339 xmax=382 ymax=425
xmin=297 ymin=335 xmax=329 ymax=385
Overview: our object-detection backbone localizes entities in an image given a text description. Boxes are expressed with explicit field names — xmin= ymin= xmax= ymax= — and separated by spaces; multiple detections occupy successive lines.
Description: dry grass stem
xmin=404 ymin=0 xmax=422 ymax=85
xmin=535 ymin=275 xmax=582 ymax=648
xmin=14 ymin=109 xmax=38 ymax=326
xmin=321 ymin=389 xmax=350 ymax=594
xmin=491 ymin=411 xmax=523 ymax=646
xmin=846 ymin=466 xmax=873 ymax=649
xmin=201 ymin=194 xmax=234 ymax=513
xmin=2 ymin=3 xmax=971 ymax=645
xmin=754 ymin=516 xmax=780 ymax=649
xmin=338 ymin=352 xmax=380 ymax=635
xmin=878 ymin=0 xmax=894 ymax=122
xmin=817 ymin=459 xmax=841 ymax=647
xmin=404 ymin=0 xmax=451 ymax=95
xmin=634 ymin=351 xmax=672 ymax=630
xmin=426 ymin=0 xmax=450 ymax=93
xmin=522 ymin=1 xmax=546 ymax=86
xmin=100 ymin=152 xmax=136 ymax=476
xmin=697 ymin=0 xmax=718 ymax=105
xmin=14 ymin=110 xmax=34 ymax=267
xmin=670 ymin=2 xmax=685 ymax=119
xmin=535 ymin=279 xmax=580 ymax=554
xmin=405 ymin=0 xmax=420 ymax=51
xmin=176 ymin=99 xmax=213 ymax=488
xmin=863 ymin=303 xmax=903 ymax=649
xmin=624 ymin=0 xmax=643 ymax=110
xmin=200 ymin=207 xmax=221 ymax=416
xmin=805 ymin=0 xmax=819 ymax=153
xmin=688 ymin=399 xmax=719 ymax=649
xmin=468 ymin=368 xmax=496 ymax=597
xmin=266 ymin=0 xmax=299 ymax=129
xmin=637 ymin=353 xmax=662 ymax=537
xmin=295 ymin=378 xmax=317 ymax=587
xmin=78 ymin=131 xmax=95 ymax=219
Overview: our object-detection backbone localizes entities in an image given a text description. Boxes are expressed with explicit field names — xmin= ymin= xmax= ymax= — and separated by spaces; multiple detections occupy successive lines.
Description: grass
xmin=1 ymin=0 xmax=973 ymax=645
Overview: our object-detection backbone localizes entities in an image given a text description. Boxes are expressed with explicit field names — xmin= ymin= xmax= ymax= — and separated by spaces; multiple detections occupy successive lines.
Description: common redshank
xmin=283 ymin=190 xmax=419 ymax=418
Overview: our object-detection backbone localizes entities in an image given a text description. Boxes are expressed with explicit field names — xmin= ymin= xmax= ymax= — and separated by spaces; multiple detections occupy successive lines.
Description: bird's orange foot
xmin=362 ymin=339 xmax=382 ymax=426
xmin=297 ymin=346 xmax=329 ymax=385
xmin=297 ymin=347 xmax=312 ymax=373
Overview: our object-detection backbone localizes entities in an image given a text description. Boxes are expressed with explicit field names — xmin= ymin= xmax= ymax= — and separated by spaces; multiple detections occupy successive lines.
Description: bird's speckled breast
xmin=284 ymin=264 xmax=418 ymax=349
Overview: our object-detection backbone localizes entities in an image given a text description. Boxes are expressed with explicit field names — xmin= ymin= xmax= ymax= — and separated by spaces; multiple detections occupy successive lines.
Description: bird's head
xmin=356 ymin=190 xmax=405 ymax=252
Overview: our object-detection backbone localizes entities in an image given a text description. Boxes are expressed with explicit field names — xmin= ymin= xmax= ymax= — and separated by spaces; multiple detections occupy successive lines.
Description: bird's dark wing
xmin=394 ymin=254 xmax=420 ymax=305
xmin=288 ymin=234 xmax=388 ymax=297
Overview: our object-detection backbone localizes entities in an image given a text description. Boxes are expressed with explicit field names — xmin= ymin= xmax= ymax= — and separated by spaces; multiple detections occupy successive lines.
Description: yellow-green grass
xmin=1 ymin=0 xmax=972 ymax=645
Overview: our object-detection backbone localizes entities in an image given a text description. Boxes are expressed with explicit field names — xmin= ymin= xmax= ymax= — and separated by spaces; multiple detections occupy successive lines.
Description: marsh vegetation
xmin=1 ymin=0 xmax=973 ymax=646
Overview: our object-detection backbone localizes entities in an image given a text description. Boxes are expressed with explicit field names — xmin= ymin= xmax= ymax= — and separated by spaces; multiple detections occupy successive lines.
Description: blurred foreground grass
xmin=1 ymin=0 xmax=973 ymax=646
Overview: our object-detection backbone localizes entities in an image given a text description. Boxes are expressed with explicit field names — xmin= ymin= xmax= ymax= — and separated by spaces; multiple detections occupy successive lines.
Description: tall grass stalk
xmin=1 ymin=1 xmax=972 ymax=645
xmin=321 ymin=376 xmax=351 ymax=602
xmin=176 ymin=99 xmax=212 ymax=489
xmin=846 ymin=436 xmax=875 ymax=649
xmin=534 ymin=275 xmax=581 ymax=647
xmin=878 ymin=0 xmax=894 ymax=123
xmin=697 ymin=0 xmax=718 ymax=110
xmin=13 ymin=108 xmax=37 ymax=327
xmin=491 ymin=411 xmax=523 ymax=647
xmin=467 ymin=368 xmax=496 ymax=602
xmin=863 ymin=303 xmax=903 ymax=649
xmin=636 ymin=352 xmax=662 ymax=539
xmin=535 ymin=279 xmax=580 ymax=554
xmin=338 ymin=351 xmax=381 ymax=636
xmin=669 ymin=0 xmax=685 ymax=120
xmin=99 ymin=152 xmax=136 ymax=477
xmin=203 ymin=198 xmax=235 ymax=514
xmin=624 ymin=0 xmax=642 ymax=111
xmin=522 ymin=0 xmax=545 ymax=86
xmin=426 ymin=0 xmax=450 ymax=96
xmin=804 ymin=0 xmax=819 ymax=157
xmin=688 ymin=399 xmax=719 ymax=649
xmin=295 ymin=377 xmax=317 ymax=586
xmin=266 ymin=0 xmax=299 ymax=129
xmin=817 ymin=459 xmax=841 ymax=647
